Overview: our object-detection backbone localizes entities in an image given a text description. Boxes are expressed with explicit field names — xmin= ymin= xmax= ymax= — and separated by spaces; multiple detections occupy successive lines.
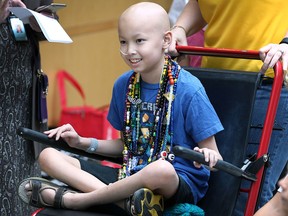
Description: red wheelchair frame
xmin=176 ymin=45 xmax=283 ymax=216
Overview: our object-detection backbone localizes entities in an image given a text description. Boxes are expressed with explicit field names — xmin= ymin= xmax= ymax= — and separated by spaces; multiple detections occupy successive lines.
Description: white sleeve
xmin=168 ymin=0 xmax=188 ymax=26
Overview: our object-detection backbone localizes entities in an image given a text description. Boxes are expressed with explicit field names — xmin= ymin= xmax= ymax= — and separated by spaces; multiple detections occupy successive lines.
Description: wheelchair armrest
xmin=173 ymin=145 xmax=257 ymax=181
xmin=17 ymin=127 xmax=122 ymax=164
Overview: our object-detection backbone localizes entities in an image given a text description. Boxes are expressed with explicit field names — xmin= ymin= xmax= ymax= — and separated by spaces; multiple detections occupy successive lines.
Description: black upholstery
xmin=34 ymin=204 xmax=127 ymax=216
xmin=185 ymin=67 xmax=261 ymax=216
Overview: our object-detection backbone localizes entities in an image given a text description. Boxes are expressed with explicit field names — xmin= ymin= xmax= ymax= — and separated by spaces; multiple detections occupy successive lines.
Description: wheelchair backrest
xmin=185 ymin=67 xmax=261 ymax=216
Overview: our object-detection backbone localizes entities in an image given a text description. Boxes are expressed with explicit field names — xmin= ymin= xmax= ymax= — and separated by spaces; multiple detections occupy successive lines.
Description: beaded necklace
xmin=119 ymin=55 xmax=180 ymax=180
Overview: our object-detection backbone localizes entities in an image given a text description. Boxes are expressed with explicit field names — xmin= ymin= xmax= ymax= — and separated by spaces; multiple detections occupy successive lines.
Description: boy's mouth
xmin=129 ymin=58 xmax=142 ymax=64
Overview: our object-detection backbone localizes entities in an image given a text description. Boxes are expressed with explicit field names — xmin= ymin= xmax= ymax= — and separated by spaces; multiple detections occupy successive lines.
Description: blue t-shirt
xmin=107 ymin=68 xmax=223 ymax=203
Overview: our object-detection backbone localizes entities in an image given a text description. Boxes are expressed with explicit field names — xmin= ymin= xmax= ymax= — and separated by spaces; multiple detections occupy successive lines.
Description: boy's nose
xmin=120 ymin=44 xmax=137 ymax=56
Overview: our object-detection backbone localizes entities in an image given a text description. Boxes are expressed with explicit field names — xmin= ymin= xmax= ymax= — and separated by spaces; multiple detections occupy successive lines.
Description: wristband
xmin=279 ymin=37 xmax=288 ymax=44
xmin=86 ymin=138 xmax=98 ymax=153
xmin=171 ymin=25 xmax=187 ymax=35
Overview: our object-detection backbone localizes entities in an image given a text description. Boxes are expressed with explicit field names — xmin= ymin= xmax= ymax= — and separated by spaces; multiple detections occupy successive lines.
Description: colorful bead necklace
xmin=119 ymin=55 xmax=180 ymax=180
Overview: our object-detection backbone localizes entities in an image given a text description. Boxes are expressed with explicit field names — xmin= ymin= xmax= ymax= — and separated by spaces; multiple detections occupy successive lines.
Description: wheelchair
xmin=17 ymin=46 xmax=284 ymax=216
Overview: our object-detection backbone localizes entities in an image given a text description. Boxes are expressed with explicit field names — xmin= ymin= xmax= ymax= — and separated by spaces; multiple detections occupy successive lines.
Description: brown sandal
xmin=18 ymin=177 xmax=75 ymax=209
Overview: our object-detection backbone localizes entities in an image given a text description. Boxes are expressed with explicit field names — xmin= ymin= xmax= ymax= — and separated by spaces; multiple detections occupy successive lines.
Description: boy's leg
xmin=27 ymin=158 xmax=180 ymax=210
xmin=64 ymin=159 xmax=179 ymax=210
xmin=38 ymin=147 xmax=107 ymax=192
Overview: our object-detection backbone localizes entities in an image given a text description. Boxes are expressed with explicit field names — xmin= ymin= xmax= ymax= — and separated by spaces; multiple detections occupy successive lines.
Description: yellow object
xmin=198 ymin=0 xmax=288 ymax=76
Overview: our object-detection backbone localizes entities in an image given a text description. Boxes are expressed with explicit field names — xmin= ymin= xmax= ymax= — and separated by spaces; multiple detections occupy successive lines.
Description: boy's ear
xmin=163 ymin=31 xmax=172 ymax=49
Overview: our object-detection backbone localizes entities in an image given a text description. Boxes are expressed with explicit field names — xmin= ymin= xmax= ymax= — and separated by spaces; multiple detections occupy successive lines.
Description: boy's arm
xmin=45 ymin=124 xmax=124 ymax=157
xmin=81 ymin=138 xmax=124 ymax=157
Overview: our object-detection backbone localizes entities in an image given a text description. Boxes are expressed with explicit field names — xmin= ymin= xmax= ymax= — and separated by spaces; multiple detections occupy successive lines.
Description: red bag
xmin=57 ymin=70 xmax=119 ymax=139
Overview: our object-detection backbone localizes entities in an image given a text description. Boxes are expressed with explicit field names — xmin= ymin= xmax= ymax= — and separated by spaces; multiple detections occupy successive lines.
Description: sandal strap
xmin=30 ymin=180 xmax=42 ymax=207
xmin=54 ymin=187 xmax=67 ymax=208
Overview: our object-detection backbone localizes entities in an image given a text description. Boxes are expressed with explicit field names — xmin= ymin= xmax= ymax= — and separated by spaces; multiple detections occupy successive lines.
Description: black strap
xmin=54 ymin=187 xmax=67 ymax=209
xmin=30 ymin=180 xmax=41 ymax=206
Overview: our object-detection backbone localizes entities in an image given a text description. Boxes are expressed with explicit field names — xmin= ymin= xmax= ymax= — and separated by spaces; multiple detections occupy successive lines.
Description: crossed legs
xmin=33 ymin=147 xmax=179 ymax=210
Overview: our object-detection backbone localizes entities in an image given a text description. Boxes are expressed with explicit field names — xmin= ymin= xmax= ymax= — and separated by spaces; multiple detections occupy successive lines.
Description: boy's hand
xmin=193 ymin=146 xmax=223 ymax=170
xmin=44 ymin=124 xmax=81 ymax=149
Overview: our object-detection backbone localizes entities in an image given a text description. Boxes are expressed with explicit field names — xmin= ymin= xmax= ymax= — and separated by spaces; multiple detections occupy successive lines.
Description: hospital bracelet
xmin=86 ymin=138 xmax=99 ymax=153
xmin=280 ymin=37 xmax=288 ymax=44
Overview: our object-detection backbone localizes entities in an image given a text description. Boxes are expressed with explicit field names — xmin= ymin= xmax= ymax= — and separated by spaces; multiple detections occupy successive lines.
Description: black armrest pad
xmin=173 ymin=146 xmax=256 ymax=181
xmin=17 ymin=127 xmax=122 ymax=164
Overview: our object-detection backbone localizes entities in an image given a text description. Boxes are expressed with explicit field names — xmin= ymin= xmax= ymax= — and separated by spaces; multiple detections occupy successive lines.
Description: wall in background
xmin=40 ymin=0 xmax=172 ymax=127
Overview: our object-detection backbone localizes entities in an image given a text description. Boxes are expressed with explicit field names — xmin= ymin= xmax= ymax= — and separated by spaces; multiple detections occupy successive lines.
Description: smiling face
xmin=118 ymin=2 xmax=171 ymax=83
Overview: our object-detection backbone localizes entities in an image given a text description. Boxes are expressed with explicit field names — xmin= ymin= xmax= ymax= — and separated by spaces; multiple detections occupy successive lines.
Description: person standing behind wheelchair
xmin=254 ymin=174 xmax=288 ymax=216
xmin=168 ymin=0 xmax=288 ymax=215
xmin=0 ymin=1 xmax=58 ymax=215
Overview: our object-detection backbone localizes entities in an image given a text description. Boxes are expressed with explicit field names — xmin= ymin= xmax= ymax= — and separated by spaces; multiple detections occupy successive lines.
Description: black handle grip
xmin=17 ymin=127 xmax=122 ymax=164
xmin=173 ymin=145 xmax=256 ymax=181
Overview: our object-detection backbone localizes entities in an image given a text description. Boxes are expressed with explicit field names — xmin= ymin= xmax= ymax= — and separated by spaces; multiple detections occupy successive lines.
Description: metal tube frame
xmin=176 ymin=45 xmax=283 ymax=216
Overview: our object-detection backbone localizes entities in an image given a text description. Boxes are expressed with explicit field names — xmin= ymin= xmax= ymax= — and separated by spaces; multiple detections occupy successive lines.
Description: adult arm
xmin=26 ymin=0 xmax=60 ymax=36
xmin=168 ymin=0 xmax=206 ymax=56
xmin=254 ymin=192 xmax=283 ymax=216
xmin=254 ymin=175 xmax=288 ymax=216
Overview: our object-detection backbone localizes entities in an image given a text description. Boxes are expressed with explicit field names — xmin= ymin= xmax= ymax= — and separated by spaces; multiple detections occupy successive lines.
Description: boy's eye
xmin=120 ymin=40 xmax=126 ymax=45
xmin=136 ymin=39 xmax=145 ymax=43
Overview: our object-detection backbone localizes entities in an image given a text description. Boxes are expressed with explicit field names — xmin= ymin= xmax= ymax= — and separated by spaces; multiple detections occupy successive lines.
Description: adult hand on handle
xmin=259 ymin=43 xmax=288 ymax=73
xmin=168 ymin=26 xmax=189 ymax=65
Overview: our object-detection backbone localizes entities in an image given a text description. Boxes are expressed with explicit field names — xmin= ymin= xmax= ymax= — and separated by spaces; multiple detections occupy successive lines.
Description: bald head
xmin=119 ymin=2 xmax=170 ymax=33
